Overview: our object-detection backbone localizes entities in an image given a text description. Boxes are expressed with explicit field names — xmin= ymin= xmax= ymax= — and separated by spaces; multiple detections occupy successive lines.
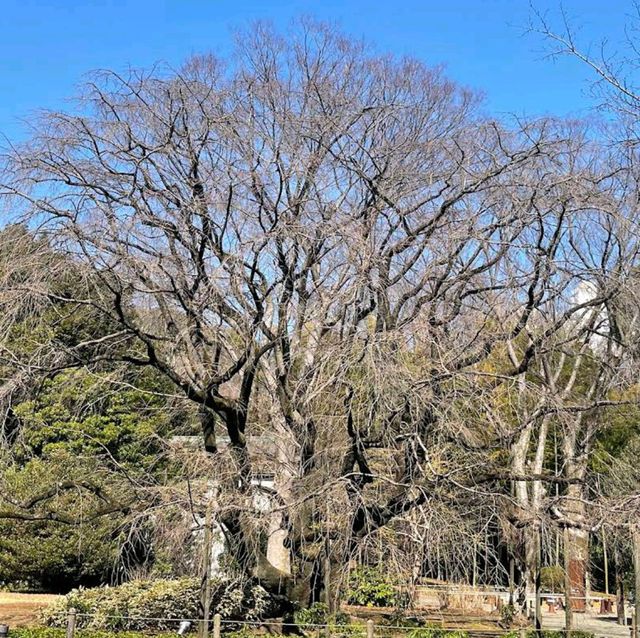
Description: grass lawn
xmin=0 ymin=592 xmax=61 ymax=627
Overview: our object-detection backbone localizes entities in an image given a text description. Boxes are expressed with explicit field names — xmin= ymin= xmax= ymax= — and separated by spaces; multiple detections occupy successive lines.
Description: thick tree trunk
xmin=533 ymin=524 xmax=542 ymax=633
xmin=562 ymin=422 xmax=589 ymax=613
xmin=564 ymin=525 xmax=574 ymax=633
xmin=512 ymin=413 xmax=549 ymax=612
xmin=565 ymin=524 xmax=588 ymax=612
xmin=212 ymin=410 xmax=296 ymax=600
xmin=512 ymin=419 xmax=534 ymax=609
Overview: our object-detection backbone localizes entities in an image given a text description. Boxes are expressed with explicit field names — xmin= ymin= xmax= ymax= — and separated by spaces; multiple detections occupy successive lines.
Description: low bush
xmin=345 ymin=567 xmax=406 ymax=608
xmin=502 ymin=631 xmax=594 ymax=638
xmin=11 ymin=631 xmax=176 ymax=638
xmin=294 ymin=602 xmax=331 ymax=626
xmin=540 ymin=566 xmax=565 ymax=593
xmin=224 ymin=628 xmax=261 ymax=638
xmin=293 ymin=602 xmax=365 ymax=638
xmin=408 ymin=628 xmax=468 ymax=638
xmin=499 ymin=603 xmax=515 ymax=627
xmin=294 ymin=602 xmax=349 ymax=626
xmin=41 ymin=577 xmax=274 ymax=632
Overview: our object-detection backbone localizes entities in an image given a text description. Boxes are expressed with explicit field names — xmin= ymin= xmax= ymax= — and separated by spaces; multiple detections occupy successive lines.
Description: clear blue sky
xmin=0 ymin=0 xmax=632 ymax=141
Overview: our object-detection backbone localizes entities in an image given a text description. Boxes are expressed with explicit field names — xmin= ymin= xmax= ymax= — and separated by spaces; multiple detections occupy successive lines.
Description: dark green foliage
xmin=0 ymin=228 xmax=201 ymax=590
xmin=13 ymin=367 xmax=179 ymax=469
xmin=0 ymin=444 xmax=124 ymax=591
xmin=0 ymin=512 xmax=117 ymax=592
xmin=0 ymin=366 xmax=191 ymax=591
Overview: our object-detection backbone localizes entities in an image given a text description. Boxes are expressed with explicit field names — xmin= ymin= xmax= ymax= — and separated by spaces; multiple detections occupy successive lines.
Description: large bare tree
xmin=2 ymin=20 xmax=637 ymax=607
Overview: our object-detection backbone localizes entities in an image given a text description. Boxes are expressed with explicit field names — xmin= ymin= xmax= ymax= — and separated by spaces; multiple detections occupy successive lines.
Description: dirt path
xmin=542 ymin=611 xmax=631 ymax=638
xmin=0 ymin=592 xmax=61 ymax=627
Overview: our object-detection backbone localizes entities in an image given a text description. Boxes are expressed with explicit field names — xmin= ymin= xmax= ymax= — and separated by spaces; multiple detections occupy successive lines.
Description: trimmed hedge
xmin=7 ymin=626 xmax=599 ymax=638
xmin=408 ymin=629 xmax=468 ymax=638
xmin=11 ymin=631 xmax=175 ymax=638
xmin=41 ymin=577 xmax=273 ymax=631
xmin=503 ymin=632 xmax=595 ymax=638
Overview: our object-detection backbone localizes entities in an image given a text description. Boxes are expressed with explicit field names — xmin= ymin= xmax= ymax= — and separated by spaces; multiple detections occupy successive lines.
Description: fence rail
xmin=45 ymin=609 xmax=606 ymax=638
xmin=43 ymin=609 xmax=530 ymax=638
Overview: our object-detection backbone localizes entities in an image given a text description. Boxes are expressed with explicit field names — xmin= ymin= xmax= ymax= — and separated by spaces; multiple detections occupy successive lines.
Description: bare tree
xmin=2 ymin=20 xmax=637 ymax=608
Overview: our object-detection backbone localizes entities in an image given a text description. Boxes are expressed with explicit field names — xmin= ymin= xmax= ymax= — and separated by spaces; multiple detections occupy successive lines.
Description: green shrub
xmin=408 ymin=628 xmax=468 ymax=638
xmin=540 ymin=566 xmax=565 ymax=592
xmin=331 ymin=625 xmax=367 ymax=638
xmin=293 ymin=602 xmax=364 ymax=637
xmin=345 ymin=567 xmax=405 ymax=608
xmin=42 ymin=577 xmax=273 ymax=632
xmin=224 ymin=628 xmax=260 ymax=638
xmin=294 ymin=602 xmax=332 ymax=626
xmin=11 ymin=631 xmax=177 ymax=638
xmin=499 ymin=603 xmax=515 ymax=627
xmin=294 ymin=603 xmax=369 ymax=637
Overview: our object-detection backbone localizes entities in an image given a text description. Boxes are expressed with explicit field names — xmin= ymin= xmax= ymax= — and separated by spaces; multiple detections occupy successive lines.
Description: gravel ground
xmin=541 ymin=611 xmax=632 ymax=638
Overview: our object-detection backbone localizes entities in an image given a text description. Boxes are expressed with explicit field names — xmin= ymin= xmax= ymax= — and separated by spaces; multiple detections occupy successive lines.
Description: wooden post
xmin=199 ymin=506 xmax=213 ymax=638
xmin=366 ymin=619 xmax=374 ymax=638
xmin=509 ymin=554 xmax=515 ymax=607
xmin=634 ymin=528 xmax=640 ymax=638
xmin=603 ymin=526 xmax=610 ymax=596
xmin=535 ymin=525 xmax=542 ymax=636
xmin=66 ymin=608 xmax=77 ymax=638
xmin=324 ymin=540 xmax=331 ymax=638
xmin=564 ymin=526 xmax=573 ymax=638
xmin=324 ymin=537 xmax=333 ymax=615
xmin=616 ymin=543 xmax=627 ymax=626
xmin=324 ymin=544 xmax=331 ymax=638
xmin=472 ymin=541 xmax=478 ymax=588
xmin=213 ymin=614 xmax=221 ymax=638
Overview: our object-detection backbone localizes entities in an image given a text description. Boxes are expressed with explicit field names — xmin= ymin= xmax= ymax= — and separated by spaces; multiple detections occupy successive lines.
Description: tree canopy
xmin=1 ymin=19 xmax=640 ymax=614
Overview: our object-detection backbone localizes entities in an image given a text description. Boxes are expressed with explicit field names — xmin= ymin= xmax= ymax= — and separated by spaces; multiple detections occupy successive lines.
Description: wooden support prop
xmin=367 ymin=620 xmax=374 ymax=638
xmin=634 ymin=528 xmax=640 ymax=638
xmin=535 ymin=525 xmax=542 ymax=636
xmin=563 ymin=526 xmax=573 ymax=638
xmin=66 ymin=609 xmax=77 ymax=638
xmin=199 ymin=506 xmax=213 ymax=638
xmin=603 ymin=526 xmax=609 ymax=596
